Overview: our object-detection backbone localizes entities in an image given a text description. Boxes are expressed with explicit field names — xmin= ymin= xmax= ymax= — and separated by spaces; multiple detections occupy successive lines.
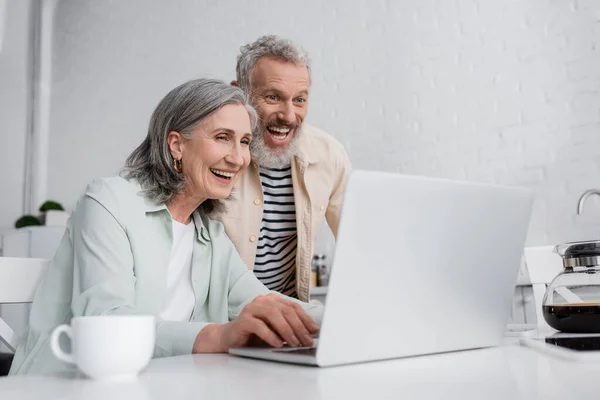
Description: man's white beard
xmin=250 ymin=125 xmax=302 ymax=169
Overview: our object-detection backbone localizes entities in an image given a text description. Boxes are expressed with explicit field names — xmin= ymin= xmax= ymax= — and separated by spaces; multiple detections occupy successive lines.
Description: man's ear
xmin=167 ymin=131 xmax=184 ymax=159
xmin=230 ymin=80 xmax=239 ymax=87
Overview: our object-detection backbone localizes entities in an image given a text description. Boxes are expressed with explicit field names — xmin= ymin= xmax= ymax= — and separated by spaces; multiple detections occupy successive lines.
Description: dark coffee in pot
xmin=542 ymin=303 xmax=600 ymax=333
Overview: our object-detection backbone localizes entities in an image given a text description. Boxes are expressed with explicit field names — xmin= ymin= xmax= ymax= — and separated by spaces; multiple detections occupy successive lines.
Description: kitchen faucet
xmin=577 ymin=189 xmax=600 ymax=215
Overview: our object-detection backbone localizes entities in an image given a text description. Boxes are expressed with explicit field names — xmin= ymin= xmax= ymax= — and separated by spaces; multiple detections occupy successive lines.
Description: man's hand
xmin=193 ymin=293 xmax=320 ymax=353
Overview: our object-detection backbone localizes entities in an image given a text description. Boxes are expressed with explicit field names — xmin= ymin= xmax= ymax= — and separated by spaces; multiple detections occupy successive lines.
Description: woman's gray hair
xmin=236 ymin=35 xmax=311 ymax=93
xmin=122 ymin=78 xmax=257 ymax=215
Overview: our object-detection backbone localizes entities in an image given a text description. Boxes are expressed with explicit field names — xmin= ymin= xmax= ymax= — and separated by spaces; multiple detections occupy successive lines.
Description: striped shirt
xmin=253 ymin=166 xmax=298 ymax=298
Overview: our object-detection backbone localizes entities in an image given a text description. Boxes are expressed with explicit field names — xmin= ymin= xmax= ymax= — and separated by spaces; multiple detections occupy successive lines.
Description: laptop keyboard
xmin=272 ymin=347 xmax=317 ymax=356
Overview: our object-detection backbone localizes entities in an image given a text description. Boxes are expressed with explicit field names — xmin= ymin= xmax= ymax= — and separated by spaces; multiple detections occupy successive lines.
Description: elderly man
xmin=217 ymin=35 xmax=351 ymax=302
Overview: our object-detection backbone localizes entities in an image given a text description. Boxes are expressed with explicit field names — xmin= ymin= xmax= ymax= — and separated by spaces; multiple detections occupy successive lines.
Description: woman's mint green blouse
xmin=10 ymin=177 xmax=322 ymax=375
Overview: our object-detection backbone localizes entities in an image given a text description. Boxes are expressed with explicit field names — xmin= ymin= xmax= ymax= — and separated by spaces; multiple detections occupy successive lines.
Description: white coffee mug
xmin=50 ymin=315 xmax=155 ymax=380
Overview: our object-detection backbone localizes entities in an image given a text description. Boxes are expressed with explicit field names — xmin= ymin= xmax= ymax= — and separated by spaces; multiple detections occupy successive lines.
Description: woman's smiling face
xmin=170 ymin=104 xmax=253 ymax=201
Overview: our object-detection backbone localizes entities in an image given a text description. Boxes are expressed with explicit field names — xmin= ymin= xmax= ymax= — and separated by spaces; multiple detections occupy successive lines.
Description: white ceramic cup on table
xmin=50 ymin=315 xmax=155 ymax=380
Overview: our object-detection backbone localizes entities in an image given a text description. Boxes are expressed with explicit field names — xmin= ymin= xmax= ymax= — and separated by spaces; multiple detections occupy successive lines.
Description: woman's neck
xmin=167 ymin=190 xmax=207 ymax=225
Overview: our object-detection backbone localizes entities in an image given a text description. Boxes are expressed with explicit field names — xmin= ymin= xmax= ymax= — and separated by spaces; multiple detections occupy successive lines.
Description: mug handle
xmin=50 ymin=324 xmax=75 ymax=364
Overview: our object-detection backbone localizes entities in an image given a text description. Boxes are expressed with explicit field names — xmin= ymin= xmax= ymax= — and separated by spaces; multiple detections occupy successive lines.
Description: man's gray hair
xmin=122 ymin=78 xmax=257 ymax=215
xmin=236 ymin=35 xmax=311 ymax=92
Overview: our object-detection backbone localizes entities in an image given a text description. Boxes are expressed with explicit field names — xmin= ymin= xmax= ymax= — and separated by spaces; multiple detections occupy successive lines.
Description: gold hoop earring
xmin=173 ymin=158 xmax=183 ymax=173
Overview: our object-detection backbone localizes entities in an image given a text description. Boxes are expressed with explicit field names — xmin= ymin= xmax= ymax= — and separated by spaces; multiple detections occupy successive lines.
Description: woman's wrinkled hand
xmin=193 ymin=293 xmax=320 ymax=353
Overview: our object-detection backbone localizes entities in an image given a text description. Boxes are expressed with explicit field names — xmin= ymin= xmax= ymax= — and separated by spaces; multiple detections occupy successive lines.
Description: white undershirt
xmin=159 ymin=219 xmax=196 ymax=321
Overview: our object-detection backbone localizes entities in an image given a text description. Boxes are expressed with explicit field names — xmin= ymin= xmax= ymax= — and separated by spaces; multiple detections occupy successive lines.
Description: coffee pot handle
xmin=50 ymin=324 xmax=75 ymax=364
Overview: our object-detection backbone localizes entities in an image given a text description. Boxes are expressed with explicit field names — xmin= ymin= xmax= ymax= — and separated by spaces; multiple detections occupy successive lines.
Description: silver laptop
xmin=229 ymin=170 xmax=534 ymax=367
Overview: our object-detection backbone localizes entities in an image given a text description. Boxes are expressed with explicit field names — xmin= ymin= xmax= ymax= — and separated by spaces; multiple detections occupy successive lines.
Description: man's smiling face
xmin=249 ymin=56 xmax=310 ymax=168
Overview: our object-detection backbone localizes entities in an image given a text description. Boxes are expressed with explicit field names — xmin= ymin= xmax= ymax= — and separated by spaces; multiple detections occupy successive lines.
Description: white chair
xmin=0 ymin=257 xmax=49 ymax=352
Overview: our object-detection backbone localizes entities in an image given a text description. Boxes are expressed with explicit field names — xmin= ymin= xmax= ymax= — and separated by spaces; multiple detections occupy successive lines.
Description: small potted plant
xmin=14 ymin=200 xmax=69 ymax=228
xmin=14 ymin=214 xmax=42 ymax=228
xmin=39 ymin=200 xmax=69 ymax=226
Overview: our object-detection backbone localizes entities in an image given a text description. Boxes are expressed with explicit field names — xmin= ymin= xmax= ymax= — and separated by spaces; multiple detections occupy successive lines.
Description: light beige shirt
xmin=215 ymin=124 xmax=352 ymax=302
xmin=10 ymin=177 xmax=322 ymax=375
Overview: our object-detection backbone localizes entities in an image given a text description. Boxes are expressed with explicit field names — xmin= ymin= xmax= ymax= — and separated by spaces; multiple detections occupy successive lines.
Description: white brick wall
xmin=40 ymin=0 xmax=600 ymax=247
xmin=0 ymin=0 xmax=32 ymax=230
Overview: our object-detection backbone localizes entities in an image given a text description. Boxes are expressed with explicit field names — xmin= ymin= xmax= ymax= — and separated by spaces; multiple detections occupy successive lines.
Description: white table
xmin=1 ymin=342 xmax=599 ymax=400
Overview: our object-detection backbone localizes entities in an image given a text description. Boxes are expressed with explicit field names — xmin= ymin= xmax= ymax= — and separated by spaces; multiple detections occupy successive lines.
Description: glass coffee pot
xmin=542 ymin=240 xmax=600 ymax=333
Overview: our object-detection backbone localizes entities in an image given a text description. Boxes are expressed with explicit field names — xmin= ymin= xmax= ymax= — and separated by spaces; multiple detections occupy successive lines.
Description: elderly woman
xmin=10 ymin=78 xmax=321 ymax=375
